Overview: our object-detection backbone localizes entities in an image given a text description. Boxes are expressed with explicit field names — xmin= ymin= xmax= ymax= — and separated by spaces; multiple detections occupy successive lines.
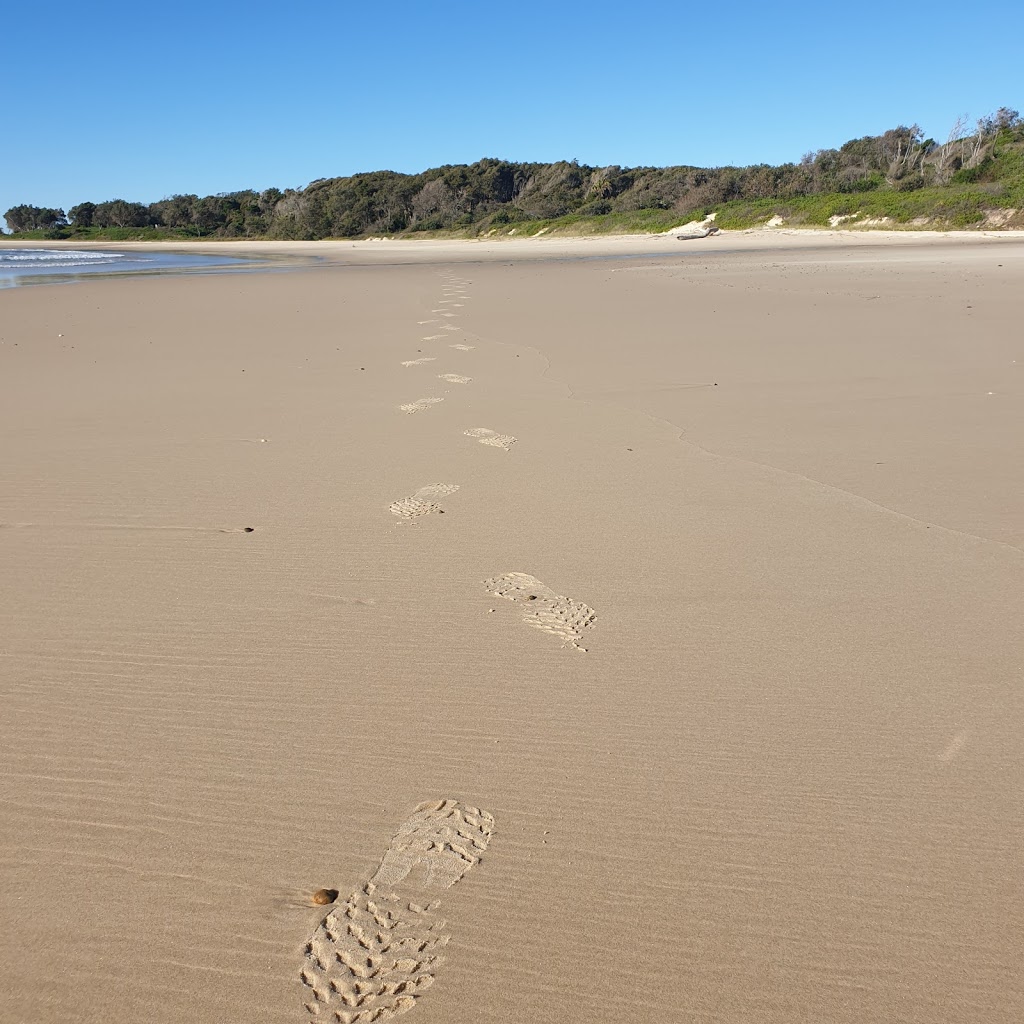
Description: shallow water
xmin=0 ymin=247 xmax=259 ymax=287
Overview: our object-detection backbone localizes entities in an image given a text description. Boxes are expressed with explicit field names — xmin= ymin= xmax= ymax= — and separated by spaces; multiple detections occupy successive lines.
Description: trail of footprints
xmin=393 ymin=274 xmax=593 ymax=653
xmin=294 ymin=275 xmax=598 ymax=1021
xmin=301 ymin=800 xmax=495 ymax=1023
xmin=399 ymin=275 xmax=471 ymax=411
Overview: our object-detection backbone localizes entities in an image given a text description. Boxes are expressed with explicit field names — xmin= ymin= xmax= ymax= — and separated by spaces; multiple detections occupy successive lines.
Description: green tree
xmin=151 ymin=194 xmax=198 ymax=230
xmin=68 ymin=202 xmax=96 ymax=228
xmin=4 ymin=205 xmax=37 ymax=232
xmin=93 ymin=199 xmax=150 ymax=228
xmin=3 ymin=205 xmax=66 ymax=232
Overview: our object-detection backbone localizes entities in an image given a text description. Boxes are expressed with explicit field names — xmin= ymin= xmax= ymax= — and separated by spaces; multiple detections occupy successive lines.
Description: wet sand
xmin=1 ymin=232 xmax=1022 ymax=1023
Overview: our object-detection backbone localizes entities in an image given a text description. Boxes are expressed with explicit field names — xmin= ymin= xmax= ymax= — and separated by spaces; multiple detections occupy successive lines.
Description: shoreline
xmin=2 ymin=227 xmax=1024 ymax=281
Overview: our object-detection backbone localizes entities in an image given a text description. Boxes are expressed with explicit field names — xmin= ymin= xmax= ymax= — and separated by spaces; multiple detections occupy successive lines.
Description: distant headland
xmin=5 ymin=109 xmax=1022 ymax=240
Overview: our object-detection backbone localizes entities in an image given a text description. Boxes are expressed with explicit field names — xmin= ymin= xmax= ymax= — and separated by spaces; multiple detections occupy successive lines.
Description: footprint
xmin=389 ymin=484 xmax=460 ymax=519
xmin=449 ymin=344 xmax=474 ymax=351
xmin=464 ymin=428 xmax=516 ymax=451
xmin=300 ymin=800 xmax=495 ymax=1023
xmin=437 ymin=374 xmax=472 ymax=384
xmin=400 ymin=398 xmax=444 ymax=414
xmin=401 ymin=358 xmax=437 ymax=367
xmin=484 ymin=572 xmax=596 ymax=651
xmin=422 ymin=335 xmax=446 ymax=341
xmin=439 ymin=325 xmax=460 ymax=333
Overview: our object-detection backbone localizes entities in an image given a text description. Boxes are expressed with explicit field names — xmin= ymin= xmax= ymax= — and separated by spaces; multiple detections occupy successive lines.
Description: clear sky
xmin=3 ymin=0 xmax=1020 ymax=218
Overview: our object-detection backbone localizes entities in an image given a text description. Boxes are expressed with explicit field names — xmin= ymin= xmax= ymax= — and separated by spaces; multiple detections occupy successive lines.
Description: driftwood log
xmin=676 ymin=225 xmax=720 ymax=240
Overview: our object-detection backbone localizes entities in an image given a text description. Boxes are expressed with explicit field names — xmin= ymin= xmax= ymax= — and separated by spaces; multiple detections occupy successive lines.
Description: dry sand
xmin=1 ymin=231 xmax=1022 ymax=1023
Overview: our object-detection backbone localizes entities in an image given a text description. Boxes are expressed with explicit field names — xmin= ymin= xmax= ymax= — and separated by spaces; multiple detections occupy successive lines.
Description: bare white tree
xmin=881 ymin=125 xmax=925 ymax=182
xmin=932 ymin=114 xmax=969 ymax=184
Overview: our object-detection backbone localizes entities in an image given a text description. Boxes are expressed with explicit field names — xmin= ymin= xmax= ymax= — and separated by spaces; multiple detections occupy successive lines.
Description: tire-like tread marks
xmin=484 ymin=572 xmax=596 ymax=651
xmin=301 ymin=801 xmax=494 ymax=1023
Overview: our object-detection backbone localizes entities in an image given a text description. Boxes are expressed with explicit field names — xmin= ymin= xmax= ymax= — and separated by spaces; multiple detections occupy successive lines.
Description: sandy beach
xmin=1 ymin=230 xmax=1022 ymax=1024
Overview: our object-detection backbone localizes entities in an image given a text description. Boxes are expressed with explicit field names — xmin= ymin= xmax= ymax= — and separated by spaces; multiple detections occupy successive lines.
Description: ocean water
xmin=0 ymin=247 xmax=255 ymax=287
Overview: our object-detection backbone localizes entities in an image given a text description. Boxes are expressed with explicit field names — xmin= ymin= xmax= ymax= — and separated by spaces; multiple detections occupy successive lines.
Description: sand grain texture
xmin=1 ymin=233 xmax=1022 ymax=1024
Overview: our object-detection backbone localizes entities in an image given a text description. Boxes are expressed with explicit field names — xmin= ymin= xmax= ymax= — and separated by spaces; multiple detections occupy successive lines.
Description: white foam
xmin=0 ymin=249 xmax=149 ymax=269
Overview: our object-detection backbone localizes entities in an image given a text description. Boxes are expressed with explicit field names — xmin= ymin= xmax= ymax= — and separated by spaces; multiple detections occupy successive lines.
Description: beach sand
xmin=1 ymin=232 xmax=1022 ymax=1023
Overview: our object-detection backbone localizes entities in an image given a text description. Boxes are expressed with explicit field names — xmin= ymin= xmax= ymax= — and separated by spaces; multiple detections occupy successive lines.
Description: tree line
xmin=5 ymin=109 xmax=1021 ymax=239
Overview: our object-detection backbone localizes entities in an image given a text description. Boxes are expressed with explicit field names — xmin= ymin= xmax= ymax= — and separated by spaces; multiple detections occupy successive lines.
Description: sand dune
xmin=1 ymin=233 xmax=1022 ymax=1023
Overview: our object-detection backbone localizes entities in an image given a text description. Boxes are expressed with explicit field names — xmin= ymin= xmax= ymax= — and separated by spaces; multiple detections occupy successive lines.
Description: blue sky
xmin=3 ymin=0 xmax=1020 ymax=218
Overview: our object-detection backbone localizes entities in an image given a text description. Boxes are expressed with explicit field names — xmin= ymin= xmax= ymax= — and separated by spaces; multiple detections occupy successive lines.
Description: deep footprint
xmin=485 ymin=572 xmax=596 ymax=651
xmin=389 ymin=484 xmax=460 ymax=519
xmin=300 ymin=800 xmax=495 ymax=1023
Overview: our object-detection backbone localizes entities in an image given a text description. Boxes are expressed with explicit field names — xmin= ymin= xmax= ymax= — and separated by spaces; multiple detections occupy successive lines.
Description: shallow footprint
xmin=464 ymin=427 xmax=516 ymax=451
xmin=400 ymin=398 xmax=444 ymax=414
xmin=401 ymin=357 xmax=437 ymax=367
xmin=300 ymin=800 xmax=495 ymax=1023
xmin=484 ymin=572 xmax=596 ymax=651
xmin=449 ymin=344 xmax=475 ymax=351
xmin=389 ymin=484 xmax=460 ymax=519
xmin=438 ymin=374 xmax=472 ymax=384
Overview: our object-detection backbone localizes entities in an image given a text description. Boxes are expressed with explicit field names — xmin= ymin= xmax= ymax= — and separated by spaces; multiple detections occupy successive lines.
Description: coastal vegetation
xmin=5 ymin=109 xmax=1023 ymax=240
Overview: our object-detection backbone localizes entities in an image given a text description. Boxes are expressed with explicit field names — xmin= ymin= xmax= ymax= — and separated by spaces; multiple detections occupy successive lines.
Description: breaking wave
xmin=0 ymin=249 xmax=151 ymax=269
